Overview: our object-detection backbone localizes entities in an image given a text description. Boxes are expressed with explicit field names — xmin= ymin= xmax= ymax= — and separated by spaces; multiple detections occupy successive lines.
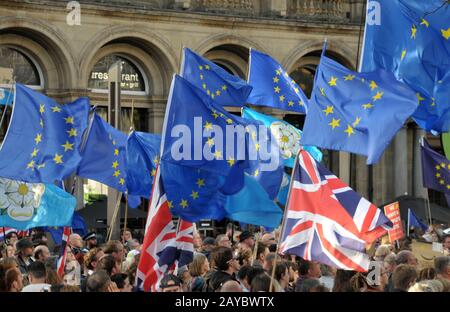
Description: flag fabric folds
xmin=181 ymin=48 xmax=253 ymax=107
xmin=247 ymin=49 xmax=308 ymax=114
xmin=0 ymin=88 xmax=13 ymax=106
xmin=57 ymin=227 xmax=71 ymax=277
xmin=301 ymin=54 xmax=418 ymax=164
xmin=421 ymin=138 xmax=450 ymax=194
xmin=408 ymin=208 xmax=428 ymax=232
xmin=276 ymin=172 xmax=290 ymax=205
xmin=242 ymin=107 xmax=322 ymax=167
xmin=174 ymin=219 xmax=195 ymax=269
xmin=0 ymin=84 xmax=90 ymax=183
xmin=45 ymin=212 xmax=87 ymax=245
xmin=0 ymin=177 xmax=76 ymax=229
xmin=77 ymin=112 xmax=127 ymax=192
xmin=361 ymin=0 xmax=450 ymax=133
xmin=280 ymin=150 xmax=392 ymax=272
xmin=126 ymin=131 xmax=161 ymax=199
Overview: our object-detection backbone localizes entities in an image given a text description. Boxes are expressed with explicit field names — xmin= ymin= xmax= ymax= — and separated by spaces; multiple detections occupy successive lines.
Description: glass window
xmin=88 ymin=55 xmax=146 ymax=92
xmin=0 ymin=47 xmax=41 ymax=86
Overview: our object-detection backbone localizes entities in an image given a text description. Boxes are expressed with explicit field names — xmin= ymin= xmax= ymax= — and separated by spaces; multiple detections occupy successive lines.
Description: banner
xmin=383 ymin=202 xmax=405 ymax=243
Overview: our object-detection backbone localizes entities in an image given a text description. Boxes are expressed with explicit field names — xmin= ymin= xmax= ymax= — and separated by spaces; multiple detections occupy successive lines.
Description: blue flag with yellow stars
xmin=77 ymin=112 xmax=127 ymax=192
xmin=0 ymin=88 xmax=13 ymax=106
xmin=126 ymin=131 xmax=161 ymax=199
xmin=361 ymin=0 xmax=450 ymax=133
xmin=44 ymin=211 xmax=87 ymax=245
xmin=242 ymin=107 xmax=322 ymax=168
xmin=247 ymin=49 xmax=308 ymax=114
xmin=301 ymin=54 xmax=418 ymax=165
xmin=0 ymin=84 xmax=90 ymax=183
xmin=421 ymin=138 xmax=450 ymax=194
xmin=181 ymin=48 xmax=253 ymax=107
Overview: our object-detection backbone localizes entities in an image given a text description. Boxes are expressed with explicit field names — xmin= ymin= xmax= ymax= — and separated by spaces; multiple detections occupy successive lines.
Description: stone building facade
xmin=0 ymin=0 xmax=440 ymax=219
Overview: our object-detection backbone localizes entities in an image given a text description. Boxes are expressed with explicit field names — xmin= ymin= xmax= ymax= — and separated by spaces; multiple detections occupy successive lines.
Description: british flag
xmin=57 ymin=227 xmax=71 ymax=277
xmin=0 ymin=227 xmax=29 ymax=241
xmin=174 ymin=219 xmax=195 ymax=270
xmin=280 ymin=150 xmax=392 ymax=272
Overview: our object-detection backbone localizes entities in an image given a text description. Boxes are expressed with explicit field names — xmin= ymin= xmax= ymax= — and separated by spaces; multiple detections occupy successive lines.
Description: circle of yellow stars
xmin=109 ymin=134 xmax=125 ymax=187
xmin=273 ymin=67 xmax=305 ymax=108
xmin=198 ymin=64 xmax=228 ymax=100
xmin=435 ymin=163 xmax=450 ymax=190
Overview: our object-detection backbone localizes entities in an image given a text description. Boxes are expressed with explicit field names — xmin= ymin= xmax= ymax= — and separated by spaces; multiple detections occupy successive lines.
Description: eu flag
xmin=408 ymin=208 xmax=428 ymax=232
xmin=242 ymin=107 xmax=322 ymax=167
xmin=45 ymin=212 xmax=87 ymax=245
xmin=361 ymin=0 xmax=450 ymax=133
xmin=247 ymin=49 xmax=308 ymax=114
xmin=0 ymin=88 xmax=13 ymax=106
xmin=0 ymin=84 xmax=90 ymax=183
xmin=301 ymin=54 xmax=418 ymax=164
xmin=181 ymin=48 xmax=253 ymax=107
xmin=126 ymin=131 xmax=161 ymax=198
xmin=77 ymin=112 xmax=127 ymax=192
xmin=421 ymin=138 xmax=450 ymax=194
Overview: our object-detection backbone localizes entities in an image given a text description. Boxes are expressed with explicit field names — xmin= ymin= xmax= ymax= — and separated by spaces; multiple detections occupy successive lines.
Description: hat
xmin=159 ymin=274 xmax=182 ymax=289
xmin=83 ymin=232 xmax=96 ymax=241
xmin=203 ymin=237 xmax=215 ymax=246
xmin=16 ymin=238 xmax=33 ymax=250
xmin=239 ymin=231 xmax=254 ymax=242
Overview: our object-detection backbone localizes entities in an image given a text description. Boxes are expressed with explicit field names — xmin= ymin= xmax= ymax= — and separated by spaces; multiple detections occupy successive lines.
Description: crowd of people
xmin=0 ymin=227 xmax=449 ymax=292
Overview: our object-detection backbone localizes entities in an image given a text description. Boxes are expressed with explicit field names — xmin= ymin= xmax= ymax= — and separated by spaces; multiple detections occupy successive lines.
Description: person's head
xmin=4 ymin=268 xmax=23 ymax=292
xmin=250 ymin=273 xmax=271 ymax=292
xmin=69 ymin=233 xmax=83 ymax=249
xmin=262 ymin=252 xmax=276 ymax=273
xmin=261 ymin=233 xmax=276 ymax=246
xmin=236 ymin=248 xmax=252 ymax=266
xmin=332 ymin=269 xmax=357 ymax=292
xmin=216 ymin=234 xmax=232 ymax=248
xmin=392 ymin=264 xmax=418 ymax=291
xmin=237 ymin=265 xmax=251 ymax=290
xmin=189 ymin=253 xmax=210 ymax=277
xmin=1 ymin=244 xmax=15 ymax=258
xmin=33 ymin=245 xmax=50 ymax=262
xmin=159 ymin=274 xmax=182 ymax=292
xmin=5 ymin=231 xmax=18 ymax=244
xmin=297 ymin=278 xmax=321 ymax=292
xmin=443 ymin=235 xmax=450 ymax=250
xmin=395 ymin=250 xmax=418 ymax=267
xmin=247 ymin=266 xmax=265 ymax=287
xmin=287 ymin=261 xmax=299 ymax=283
xmin=374 ymin=245 xmax=392 ymax=262
xmin=434 ymin=256 xmax=450 ymax=280
xmin=418 ymin=267 xmax=436 ymax=281
xmin=121 ymin=230 xmax=132 ymax=243
xmin=256 ymin=243 xmax=269 ymax=263
xmin=193 ymin=232 xmax=202 ymax=250
xmin=28 ymin=260 xmax=47 ymax=284
xmin=16 ymin=238 xmax=33 ymax=257
xmin=274 ymin=261 xmax=290 ymax=288
xmin=202 ymin=237 xmax=216 ymax=252
xmin=219 ymin=280 xmax=242 ymax=292
xmin=86 ymin=270 xmax=112 ymax=292
xmin=33 ymin=232 xmax=48 ymax=243
xmin=83 ymin=232 xmax=97 ymax=249
xmin=127 ymin=239 xmax=140 ymax=251
xmin=408 ymin=279 xmax=444 ymax=292
xmin=84 ymin=247 xmax=104 ymax=271
xmin=103 ymin=240 xmax=125 ymax=263
xmin=214 ymin=247 xmax=240 ymax=273
xmin=239 ymin=231 xmax=255 ymax=249
xmin=384 ymin=253 xmax=397 ymax=273
xmin=45 ymin=268 xmax=62 ymax=286
xmin=96 ymin=255 xmax=120 ymax=276
xmin=111 ymin=273 xmax=132 ymax=292
xmin=298 ymin=259 xmax=321 ymax=279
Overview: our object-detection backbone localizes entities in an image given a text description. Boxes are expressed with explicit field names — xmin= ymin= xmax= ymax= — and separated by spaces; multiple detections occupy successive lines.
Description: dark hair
xmin=33 ymin=232 xmax=46 ymax=241
xmin=214 ymin=247 xmax=233 ymax=271
xmin=127 ymin=262 xmax=138 ymax=287
xmin=103 ymin=240 xmax=122 ymax=254
xmin=297 ymin=278 xmax=321 ymax=292
xmin=298 ymin=258 xmax=312 ymax=276
xmin=434 ymin=256 xmax=450 ymax=275
xmin=396 ymin=250 xmax=413 ymax=265
xmin=84 ymin=247 xmax=103 ymax=270
xmin=310 ymin=284 xmax=329 ymax=292
xmin=96 ymin=255 xmax=116 ymax=276
xmin=256 ymin=243 xmax=268 ymax=259
xmin=418 ymin=267 xmax=436 ymax=281
xmin=443 ymin=234 xmax=450 ymax=243
xmin=5 ymin=232 xmax=18 ymax=240
xmin=392 ymin=264 xmax=417 ymax=290
xmin=250 ymin=273 xmax=271 ymax=292
xmin=4 ymin=268 xmax=21 ymax=291
xmin=111 ymin=273 xmax=128 ymax=289
xmin=237 ymin=265 xmax=251 ymax=281
xmin=28 ymin=261 xmax=47 ymax=280
xmin=274 ymin=261 xmax=288 ymax=281
xmin=34 ymin=249 xmax=44 ymax=261
xmin=268 ymin=244 xmax=277 ymax=253
xmin=247 ymin=266 xmax=265 ymax=286
xmin=86 ymin=270 xmax=111 ymax=292
xmin=332 ymin=269 xmax=357 ymax=292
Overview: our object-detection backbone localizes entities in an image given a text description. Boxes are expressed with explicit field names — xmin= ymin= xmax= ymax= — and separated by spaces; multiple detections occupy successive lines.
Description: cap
xmin=239 ymin=231 xmax=254 ymax=242
xmin=83 ymin=232 xmax=96 ymax=241
xmin=159 ymin=274 xmax=182 ymax=289
xmin=16 ymin=238 xmax=33 ymax=250
xmin=203 ymin=237 xmax=216 ymax=246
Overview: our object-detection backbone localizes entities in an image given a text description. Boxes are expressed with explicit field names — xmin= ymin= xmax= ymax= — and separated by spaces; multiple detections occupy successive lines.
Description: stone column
xmin=393 ymin=127 xmax=408 ymax=197
xmin=339 ymin=151 xmax=351 ymax=184
xmin=74 ymin=178 xmax=84 ymax=211
xmin=148 ymin=101 xmax=167 ymax=134
xmin=413 ymin=128 xmax=428 ymax=199
xmin=107 ymin=188 xmax=121 ymax=240
xmin=354 ymin=155 xmax=368 ymax=198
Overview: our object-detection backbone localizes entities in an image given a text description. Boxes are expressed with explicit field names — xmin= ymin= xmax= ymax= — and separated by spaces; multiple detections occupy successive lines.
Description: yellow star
xmin=67 ymin=128 xmax=77 ymax=137
xmin=200 ymin=74 xmax=204 ymax=80
xmin=369 ymin=81 xmax=378 ymax=90
xmin=298 ymin=100 xmax=304 ymax=106
xmin=53 ymin=154 xmax=63 ymax=164
xmin=328 ymin=118 xmax=340 ymax=130
xmin=420 ymin=19 xmax=429 ymax=28
xmin=417 ymin=93 xmax=425 ymax=105
xmin=254 ymin=169 xmax=260 ymax=177
xmin=352 ymin=117 xmax=361 ymax=127
xmin=27 ymin=160 xmax=35 ymax=169
xmin=251 ymin=131 xmax=257 ymax=140
xmin=114 ymin=148 xmax=119 ymax=156
xmin=180 ymin=199 xmax=188 ymax=209
xmin=202 ymin=83 xmax=206 ymax=89
xmin=372 ymin=91 xmax=384 ymax=101
xmin=168 ymin=201 xmax=173 ymax=209
xmin=119 ymin=178 xmax=125 ymax=185
xmin=226 ymin=118 xmax=233 ymax=125
xmin=431 ymin=98 xmax=436 ymax=107
xmin=151 ymin=169 xmax=156 ymax=177
xmin=362 ymin=103 xmax=374 ymax=109
xmin=196 ymin=178 xmax=205 ymax=187
xmin=323 ymin=105 xmax=334 ymax=116
xmin=447 ymin=185 xmax=450 ymax=190
xmin=344 ymin=125 xmax=355 ymax=137
xmin=190 ymin=191 xmax=199 ymax=200
xmin=279 ymin=95 xmax=285 ymax=102
xmin=216 ymin=90 xmax=221 ymax=96
xmin=40 ymin=119 xmax=44 ymax=128
xmin=274 ymin=86 xmax=281 ymax=93
xmin=61 ymin=141 xmax=74 ymax=152
xmin=284 ymin=72 xmax=289 ymax=78
xmin=211 ymin=94 xmax=215 ymax=99
xmin=212 ymin=111 xmax=219 ymax=119
xmin=199 ymin=65 xmax=203 ymax=70
xmin=441 ymin=162 xmax=446 ymax=168
xmin=255 ymin=143 xmax=260 ymax=151
xmin=34 ymin=133 xmax=42 ymax=145
xmin=447 ymin=163 xmax=450 ymax=170
xmin=275 ymin=69 xmax=281 ymax=76
xmin=204 ymin=121 xmax=213 ymax=131
xmin=227 ymin=157 xmax=235 ymax=167
xmin=436 ymin=173 xmax=441 ymax=178
xmin=30 ymin=148 xmax=39 ymax=158
xmin=273 ymin=77 xmax=279 ymax=83
xmin=206 ymin=90 xmax=210 ymax=95
xmin=112 ymin=161 xmax=119 ymax=169
xmin=206 ymin=137 xmax=214 ymax=147
xmin=411 ymin=25 xmax=417 ymax=39
xmin=401 ymin=50 xmax=407 ymax=60
xmin=39 ymin=104 xmax=45 ymax=114
xmin=442 ymin=28 xmax=450 ymax=40
xmin=51 ymin=106 xmax=61 ymax=113
xmin=439 ymin=179 xmax=445 ymax=185
xmin=204 ymin=65 xmax=210 ymax=70
xmin=328 ymin=76 xmax=338 ymax=87
xmin=344 ymin=74 xmax=355 ymax=81
xmin=65 ymin=116 xmax=74 ymax=124
xmin=221 ymin=85 xmax=227 ymax=91
xmin=436 ymin=165 xmax=441 ymax=170
xmin=113 ymin=170 xmax=120 ymax=177
xmin=153 ymin=157 xmax=160 ymax=165
xmin=37 ymin=163 xmax=45 ymax=169
xmin=288 ymin=101 xmax=294 ymax=107
xmin=294 ymin=88 xmax=299 ymax=94
xmin=320 ymin=88 xmax=326 ymax=97
xmin=214 ymin=150 xmax=222 ymax=159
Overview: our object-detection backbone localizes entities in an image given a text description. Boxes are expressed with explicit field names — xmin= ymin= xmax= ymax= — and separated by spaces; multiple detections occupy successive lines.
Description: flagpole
xmin=407 ymin=208 xmax=410 ymax=237
xmin=106 ymin=192 xmax=123 ymax=241
xmin=269 ymin=150 xmax=300 ymax=292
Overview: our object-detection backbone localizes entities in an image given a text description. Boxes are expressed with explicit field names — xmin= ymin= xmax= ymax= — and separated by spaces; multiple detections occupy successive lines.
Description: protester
xmin=332 ymin=269 xmax=357 ymax=292
xmin=15 ymin=238 xmax=34 ymax=276
xmin=262 ymin=252 xmax=276 ymax=273
xmin=254 ymin=243 xmax=269 ymax=267
xmin=238 ymin=231 xmax=255 ymax=252
xmin=83 ymin=232 xmax=98 ymax=250
xmin=33 ymin=245 xmax=50 ymax=262
xmin=236 ymin=265 xmax=251 ymax=292
xmin=103 ymin=240 xmax=125 ymax=271
xmin=96 ymin=255 xmax=120 ymax=277
xmin=418 ymin=267 xmax=436 ymax=281
xmin=159 ymin=274 xmax=183 ymax=292
xmin=121 ymin=229 xmax=133 ymax=250
xmin=295 ymin=260 xmax=321 ymax=292
xmin=21 ymin=261 xmax=51 ymax=292
xmin=274 ymin=261 xmax=290 ymax=292
xmin=250 ymin=273 xmax=272 ymax=292
xmin=201 ymin=237 xmax=216 ymax=259
xmin=1 ymin=244 xmax=15 ymax=259
xmin=443 ymin=234 xmax=450 ymax=256
xmin=193 ymin=231 xmax=203 ymax=252
xmin=391 ymin=264 xmax=418 ymax=292
xmin=188 ymin=253 xmax=209 ymax=291
xmin=110 ymin=273 xmax=133 ymax=292
xmin=395 ymin=250 xmax=418 ymax=267
xmin=86 ymin=270 xmax=119 ymax=292
xmin=219 ymin=280 xmax=242 ymax=292
xmin=209 ymin=247 xmax=240 ymax=292
xmin=5 ymin=231 xmax=18 ymax=246
xmin=84 ymin=247 xmax=104 ymax=276
xmin=434 ymin=256 xmax=450 ymax=281
xmin=216 ymin=234 xmax=232 ymax=248
xmin=374 ymin=244 xmax=393 ymax=262
xmin=408 ymin=280 xmax=444 ymax=292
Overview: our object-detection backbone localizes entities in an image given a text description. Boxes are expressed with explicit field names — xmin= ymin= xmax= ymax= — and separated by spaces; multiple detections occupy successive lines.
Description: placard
xmin=383 ymin=202 xmax=405 ymax=243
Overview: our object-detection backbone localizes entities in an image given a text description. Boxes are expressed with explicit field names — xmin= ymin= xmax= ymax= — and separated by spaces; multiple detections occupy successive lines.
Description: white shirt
xmin=22 ymin=283 xmax=51 ymax=292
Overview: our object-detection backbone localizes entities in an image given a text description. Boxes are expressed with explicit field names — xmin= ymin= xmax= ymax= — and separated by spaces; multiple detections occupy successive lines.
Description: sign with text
xmin=384 ymin=202 xmax=404 ymax=243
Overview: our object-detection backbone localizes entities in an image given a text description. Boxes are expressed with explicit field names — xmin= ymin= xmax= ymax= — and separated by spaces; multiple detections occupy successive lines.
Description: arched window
xmin=0 ymin=46 xmax=42 ymax=88
xmin=88 ymin=54 xmax=147 ymax=94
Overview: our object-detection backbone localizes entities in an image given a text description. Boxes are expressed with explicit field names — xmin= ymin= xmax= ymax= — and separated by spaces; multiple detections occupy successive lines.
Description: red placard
xmin=384 ymin=202 xmax=405 ymax=243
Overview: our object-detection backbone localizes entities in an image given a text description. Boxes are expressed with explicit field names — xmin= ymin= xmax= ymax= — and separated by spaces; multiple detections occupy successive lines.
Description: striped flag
xmin=57 ymin=227 xmax=71 ymax=277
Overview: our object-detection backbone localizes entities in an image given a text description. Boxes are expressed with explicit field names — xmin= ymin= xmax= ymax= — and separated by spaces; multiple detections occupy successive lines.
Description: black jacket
xmin=209 ymin=270 xmax=237 ymax=292
xmin=17 ymin=255 xmax=34 ymax=275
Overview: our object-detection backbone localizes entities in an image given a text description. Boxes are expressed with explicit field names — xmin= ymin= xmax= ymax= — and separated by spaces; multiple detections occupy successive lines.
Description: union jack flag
xmin=57 ymin=227 xmax=71 ymax=277
xmin=280 ymin=150 xmax=392 ymax=272
xmin=174 ymin=219 xmax=195 ymax=270
xmin=0 ymin=227 xmax=29 ymax=241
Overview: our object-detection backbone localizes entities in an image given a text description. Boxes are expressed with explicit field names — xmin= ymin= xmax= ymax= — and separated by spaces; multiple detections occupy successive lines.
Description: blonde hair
xmin=374 ymin=245 xmax=392 ymax=261
xmin=408 ymin=280 xmax=444 ymax=292
xmin=188 ymin=253 xmax=207 ymax=277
